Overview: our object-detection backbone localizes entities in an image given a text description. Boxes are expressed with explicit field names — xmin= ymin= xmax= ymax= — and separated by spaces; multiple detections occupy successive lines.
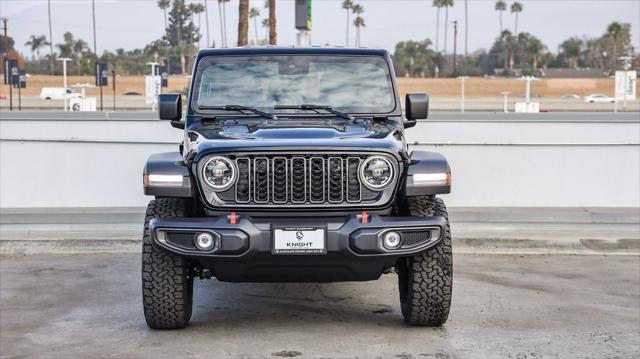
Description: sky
xmin=1 ymin=0 xmax=639 ymax=58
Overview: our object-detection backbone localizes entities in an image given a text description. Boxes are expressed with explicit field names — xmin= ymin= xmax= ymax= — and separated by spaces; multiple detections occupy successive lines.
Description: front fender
xmin=403 ymin=151 xmax=451 ymax=196
xmin=143 ymin=152 xmax=195 ymax=198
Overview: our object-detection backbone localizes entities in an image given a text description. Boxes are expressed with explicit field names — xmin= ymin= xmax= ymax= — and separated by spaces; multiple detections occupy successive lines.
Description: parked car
xmin=141 ymin=47 xmax=453 ymax=329
xmin=39 ymin=87 xmax=81 ymax=100
xmin=584 ymin=94 xmax=616 ymax=103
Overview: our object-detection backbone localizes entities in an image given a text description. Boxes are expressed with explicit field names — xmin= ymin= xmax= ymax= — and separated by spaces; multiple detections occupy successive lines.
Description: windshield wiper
xmin=274 ymin=104 xmax=355 ymax=121
xmin=199 ymin=105 xmax=277 ymax=119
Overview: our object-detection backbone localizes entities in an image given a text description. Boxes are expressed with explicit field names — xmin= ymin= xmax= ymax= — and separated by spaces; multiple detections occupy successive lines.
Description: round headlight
xmin=201 ymin=156 xmax=237 ymax=191
xmin=359 ymin=156 xmax=394 ymax=190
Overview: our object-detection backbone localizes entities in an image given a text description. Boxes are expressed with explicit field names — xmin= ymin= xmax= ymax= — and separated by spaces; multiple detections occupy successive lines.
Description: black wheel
xmin=142 ymin=198 xmax=193 ymax=329
xmin=397 ymin=196 xmax=452 ymax=326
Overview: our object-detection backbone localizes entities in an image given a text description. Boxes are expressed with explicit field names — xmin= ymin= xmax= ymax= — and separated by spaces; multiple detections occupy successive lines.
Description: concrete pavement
xmin=1 ymin=253 xmax=638 ymax=358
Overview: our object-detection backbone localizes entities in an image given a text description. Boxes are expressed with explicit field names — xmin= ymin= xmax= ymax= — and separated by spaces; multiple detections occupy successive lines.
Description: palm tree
xmin=56 ymin=32 xmax=74 ymax=59
xmin=268 ymin=0 xmax=276 ymax=45
xmin=158 ymin=0 xmax=170 ymax=29
xmin=47 ymin=0 xmax=54 ymax=73
xmin=342 ymin=0 xmax=353 ymax=47
xmin=72 ymin=38 xmax=88 ymax=75
xmin=494 ymin=0 xmax=506 ymax=34
xmin=188 ymin=2 xmax=205 ymax=48
xmin=261 ymin=18 xmax=270 ymax=44
xmin=510 ymin=1 xmax=523 ymax=36
xmin=237 ymin=0 xmax=249 ymax=46
xmin=351 ymin=4 xmax=364 ymax=47
xmin=217 ymin=0 xmax=230 ymax=47
xmin=25 ymin=35 xmax=50 ymax=59
xmin=249 ymin=7 xmax=260 ymax=45
xmin=606 ymin=22 xmax=630 ymax=70
xmin=432 ymin=0 xmax=444 ymax=52
xmin=442 ymin=0 xmax=454 ymax=55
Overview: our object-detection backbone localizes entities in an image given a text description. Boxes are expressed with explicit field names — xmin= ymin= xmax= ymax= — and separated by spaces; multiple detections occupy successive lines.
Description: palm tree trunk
xmin=47 ymin=0 xmax=55 ymax=74
xmin=218 ymin=2 xmax=224 ymax=47
xmin=533 ymin=55 xmax=538 ymax=72
xmin=198 ymin=13 xmax=202 ymax=48
xmin=268 ymin=0 xmax=276 ymax=45
xmin=435 ymin=8 xmax=440 ymax=52
xmin=163 ymin=9 xmax=168 ymax=29
xmin=253 ymin=17 xmax=259 ymax=45
xmin=464 ymin=0 xmax=468 ymax=56
xmin=204 ymin=0 xmax=210 ymax=47
xmin=514 ymin=13 xmax=518 ymax=36
xmin=222 ymin=2 xmax=227 ymax=47
xmin=499 ymin=10 xmax=503 ymax=33
xmin=237 ymin=0 xmax=249 ymax=46
xmin=346 ymin=10 xmax=350 ymax=46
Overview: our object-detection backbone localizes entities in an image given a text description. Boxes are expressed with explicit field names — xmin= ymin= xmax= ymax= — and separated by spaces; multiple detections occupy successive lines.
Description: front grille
xmin=203 ymin=152 xmax=396 ymax=208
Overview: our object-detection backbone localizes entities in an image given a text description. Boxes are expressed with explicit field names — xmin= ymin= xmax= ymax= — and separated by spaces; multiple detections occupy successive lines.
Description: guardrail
xmin=1 ymin=112 xmax=639 ymax=208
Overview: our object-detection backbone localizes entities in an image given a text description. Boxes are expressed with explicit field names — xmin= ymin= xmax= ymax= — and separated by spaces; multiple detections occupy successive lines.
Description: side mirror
xmin=158 ymin=93 xmax=184 ymax=129
xmin=404 ymin=93 xmax=429 ymax=128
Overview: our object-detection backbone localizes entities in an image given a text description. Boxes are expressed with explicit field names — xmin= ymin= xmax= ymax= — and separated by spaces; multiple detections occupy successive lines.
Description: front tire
xmin=142 ymin=198 xmax=193 ymax=329
xmin=397 ymin=196 xmax=452 ymax=326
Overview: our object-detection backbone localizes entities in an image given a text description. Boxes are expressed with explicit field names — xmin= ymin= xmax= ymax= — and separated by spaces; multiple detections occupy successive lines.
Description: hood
xmin=187 ymin=119 xmax=406 ymax=161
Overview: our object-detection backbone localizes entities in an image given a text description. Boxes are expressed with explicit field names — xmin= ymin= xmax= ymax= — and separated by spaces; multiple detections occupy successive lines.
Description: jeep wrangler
xmin=142 ymin=47 xmax=452 ymax=329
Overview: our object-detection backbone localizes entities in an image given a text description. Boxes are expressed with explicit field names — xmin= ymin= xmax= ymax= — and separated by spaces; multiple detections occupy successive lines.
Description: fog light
xmin=382 ymin=231 xmax=402 ymax=250
xmin=195 ymin=232 xmax=215 ymax=251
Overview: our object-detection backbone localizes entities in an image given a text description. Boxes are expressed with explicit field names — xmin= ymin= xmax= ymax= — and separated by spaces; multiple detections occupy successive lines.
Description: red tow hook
xmin=359 ymin=210 xmax=369 ymax=224
xmin=228 ymin=211 xmax=237 ymax=224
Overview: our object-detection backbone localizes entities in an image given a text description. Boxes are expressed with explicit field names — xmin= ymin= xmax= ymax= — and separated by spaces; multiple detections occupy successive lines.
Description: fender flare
xmin=143 ymin=152 xmax=195 ymax=198
xmin=403 ymin=150 xmax=451 ymax=196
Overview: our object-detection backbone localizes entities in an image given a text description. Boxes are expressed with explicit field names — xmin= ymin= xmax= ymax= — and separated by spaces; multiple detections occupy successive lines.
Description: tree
xmin=158 ymin=0 xmax=170 ymax=29
xmin=218 ymin=0 xmax=230 ymax=47
xmin=188 ymin=2 xmax=205 ymax=48
xmin=268 ymin=0 xmax=276 ymax=45
xmin=342 ymin=0 xmax=353 ymax=46
xmin=351 ymin=4 xmax=364 ymax=47
xmin=164 ymin=0 xmax=200 ymax=73
xmin=393 ymin=39 xmax=438 ymax=77
xmin=495 ymin=0 xmax=506 ymax=34
xmin=432 ymin=0 xmax=444 ymax=51
xmin=25 ymin=35 xmax=50 ymax=59
xmin=261 ymin=18 xmax=270 ymax=44
xmin=237 ymin=0 xmax=249 ymax=46
xmin=249 ymin=7 xmax=260 ymax=45
xmin=47 ymin=0 xmax=54 ymax=73
xmin=605 ymin=21 xmax=631 ymax=70
xmin=558 ymin=37 xmax=584 ymax=69
xmin=517 ymin=32 xmax=546 ymax=73
xmin=442 ymin=0 xmax=454 ymax=55
xmin=56 ymin=32 xmax=74 ymax=58
xmin=510 ymin=1 xmax=523 ymax=36
xmin=72 ymin=38 xmax=89 ymax=75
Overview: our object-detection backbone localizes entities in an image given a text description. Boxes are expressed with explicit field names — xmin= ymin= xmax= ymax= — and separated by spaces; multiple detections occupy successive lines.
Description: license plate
xmin=272 ymin=227 xmax=327 ymax=255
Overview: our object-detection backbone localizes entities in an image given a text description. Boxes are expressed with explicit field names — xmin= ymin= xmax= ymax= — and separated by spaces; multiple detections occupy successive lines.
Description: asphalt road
xmin=1 ymin=253 xmax=638 ymax=358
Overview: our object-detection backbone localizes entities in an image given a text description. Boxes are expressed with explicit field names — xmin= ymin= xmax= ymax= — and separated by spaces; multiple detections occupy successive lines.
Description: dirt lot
xmin=2 ymin=75 xmax=633 ymax=99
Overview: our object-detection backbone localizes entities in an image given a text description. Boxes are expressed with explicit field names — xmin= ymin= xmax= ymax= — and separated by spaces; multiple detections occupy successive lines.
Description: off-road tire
xmin=142 ymin=198 xmax=193 ymax=329
xmin=397 ymin=196 xmax=452 ymax=326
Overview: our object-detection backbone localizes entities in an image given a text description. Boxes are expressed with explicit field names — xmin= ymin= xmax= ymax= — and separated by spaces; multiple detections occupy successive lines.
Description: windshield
xmin=191 ymin=55 xmax=397 ymax=114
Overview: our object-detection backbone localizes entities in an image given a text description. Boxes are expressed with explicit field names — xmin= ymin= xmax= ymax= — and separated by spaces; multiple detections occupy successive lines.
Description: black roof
xmin=195 ymin=46 xmax=391 ymax=60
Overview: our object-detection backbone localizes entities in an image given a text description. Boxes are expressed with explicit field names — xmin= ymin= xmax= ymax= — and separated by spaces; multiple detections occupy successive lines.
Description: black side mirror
xmin=404 ymin=93 xmax=429 ymax=128
xmin=158 ymin=93 xmax=184 ymax=129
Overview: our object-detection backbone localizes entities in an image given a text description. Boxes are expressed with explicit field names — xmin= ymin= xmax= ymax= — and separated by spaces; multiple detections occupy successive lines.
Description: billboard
xmin=615 ymin=70 xmax=637 ymax=100
xmin=95 ymin=63 xmax=109 ymax=86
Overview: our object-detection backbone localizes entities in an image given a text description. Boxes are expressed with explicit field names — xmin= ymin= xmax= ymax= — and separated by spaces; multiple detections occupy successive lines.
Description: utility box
xmin=515 ymin=102 xmax=540 ymax=113
xmin=69 ymin=97 xmax=97 ymax=112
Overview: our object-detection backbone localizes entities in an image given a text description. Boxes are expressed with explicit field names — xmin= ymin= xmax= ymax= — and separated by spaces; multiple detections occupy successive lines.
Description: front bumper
xmin=149 ymin=214 xmax=445 ymax=282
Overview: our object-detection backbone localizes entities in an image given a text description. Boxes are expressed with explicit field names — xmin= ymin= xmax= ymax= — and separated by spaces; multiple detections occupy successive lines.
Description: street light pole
xmin=500 ymin=91 xmax=511 ymax=113
xmin=57 ymin=57 xmax=71 ymax=111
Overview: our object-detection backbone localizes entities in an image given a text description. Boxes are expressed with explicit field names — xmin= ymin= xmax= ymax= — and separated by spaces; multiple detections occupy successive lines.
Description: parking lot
xmin=1 ymin=252 xmax=638 ymax=358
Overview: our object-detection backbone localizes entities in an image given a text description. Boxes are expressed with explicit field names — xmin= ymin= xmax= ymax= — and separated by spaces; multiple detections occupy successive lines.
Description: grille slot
xmin=225 ymin=153 xmax=393 ymax=207
xmin=401 ymin=231 xmax=432 ymax=247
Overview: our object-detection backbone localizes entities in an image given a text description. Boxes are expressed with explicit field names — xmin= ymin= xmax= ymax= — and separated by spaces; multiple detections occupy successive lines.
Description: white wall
xmin=1 ymin=113 xmax=639 ymax=208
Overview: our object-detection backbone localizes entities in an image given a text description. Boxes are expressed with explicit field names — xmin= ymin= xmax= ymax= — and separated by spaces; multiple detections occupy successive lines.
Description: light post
xmin=457 ymin=76 xmax=469 ymax=113
xmin=618 ymin=55 xmax=632 ymax=112
xmin=57 ymin=57 xmax=71 ymax=111
xmin=500 ymin=91 xmax=511 ymax=113
xmin=146 ymin=62 xmax=161 ymax=111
